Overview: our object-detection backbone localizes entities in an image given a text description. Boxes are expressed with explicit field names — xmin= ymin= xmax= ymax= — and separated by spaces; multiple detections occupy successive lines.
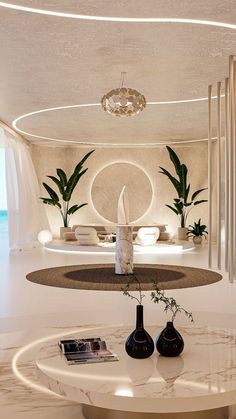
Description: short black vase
xmin=156 ymin=321 xmax=184 ymax=357
xmin=125 ymin=305 xmax=154 ymax=359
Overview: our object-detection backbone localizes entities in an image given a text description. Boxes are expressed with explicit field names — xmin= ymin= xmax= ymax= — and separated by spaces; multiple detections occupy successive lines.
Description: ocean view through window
xmin=0 ymin=149 xmax=8 ymax=238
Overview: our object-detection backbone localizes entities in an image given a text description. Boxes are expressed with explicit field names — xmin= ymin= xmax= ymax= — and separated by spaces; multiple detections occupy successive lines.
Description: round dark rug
xmin=26 ymin=264 xmax=222 ymax=291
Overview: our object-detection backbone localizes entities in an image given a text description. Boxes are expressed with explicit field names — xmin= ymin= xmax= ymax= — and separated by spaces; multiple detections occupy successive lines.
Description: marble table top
xmin=35 ymin=325 xmax=236 ymax=414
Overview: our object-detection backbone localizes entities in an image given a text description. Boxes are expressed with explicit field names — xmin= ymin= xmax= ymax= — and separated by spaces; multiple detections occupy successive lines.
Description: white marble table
xmin=34 ymin=325 xmax=236 ymax=419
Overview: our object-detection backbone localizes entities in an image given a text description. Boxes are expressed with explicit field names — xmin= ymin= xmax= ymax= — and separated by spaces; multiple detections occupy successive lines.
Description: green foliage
xmin=63 ymin=168 xmax=88 ymax=202
xmin=159 ymin=146 xmax=207 ymax=227
xmin=67 ymin=203 xmax=87 ymax=215
xmin=56 ymin=169 xmax=67 ymax=187
xmin=151 ymin=283 xmax=194 ymax=323
xmin=47 ymin=175 xmax=64 ymax=195
xmin=40 ymin=198 xmax=61 ymax=208
xmin=187 ymin=218 xmax=208 ymax=237
xmin=122 ymin=272 xmax=145 ymax=305
xmin=42 ymin=182 xmax=59 ymax=202
xmin=122 ymin=274 xmax=194 ymax=324
xmin=40 ymin=150 xmax=95 ymax=227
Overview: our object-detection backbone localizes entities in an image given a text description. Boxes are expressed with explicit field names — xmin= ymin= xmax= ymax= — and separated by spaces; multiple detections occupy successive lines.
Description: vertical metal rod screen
xmin=209 ymin=56 xmax=236 ymax=281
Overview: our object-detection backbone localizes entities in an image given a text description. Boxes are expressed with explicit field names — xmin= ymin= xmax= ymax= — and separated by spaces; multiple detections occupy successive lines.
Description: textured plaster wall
xmin=31 ymin=143 xmax=213 ymax=239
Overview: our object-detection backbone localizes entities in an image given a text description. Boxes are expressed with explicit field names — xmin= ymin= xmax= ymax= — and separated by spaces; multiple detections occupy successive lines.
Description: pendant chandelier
xmin=101 ymin=72 xmax=146 ymax=117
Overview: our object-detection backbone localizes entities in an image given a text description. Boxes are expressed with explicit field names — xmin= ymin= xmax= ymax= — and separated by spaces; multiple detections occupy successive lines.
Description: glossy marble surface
xmin=0 ymin=327 xmax=85 ymax=419
xmin=115 ymin=225 xmax=133 ymax=274
xmin=35 ymin=325 xmax=236 ymax=413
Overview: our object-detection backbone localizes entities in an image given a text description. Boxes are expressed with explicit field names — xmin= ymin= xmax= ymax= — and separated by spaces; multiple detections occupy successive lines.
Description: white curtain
xmin=0 ymin=128 xmax=48 ymax=251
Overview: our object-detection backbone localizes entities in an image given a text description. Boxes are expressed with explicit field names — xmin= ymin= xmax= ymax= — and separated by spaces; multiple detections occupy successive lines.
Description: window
xmin=0 ymin=148 xmax=8 ymax=239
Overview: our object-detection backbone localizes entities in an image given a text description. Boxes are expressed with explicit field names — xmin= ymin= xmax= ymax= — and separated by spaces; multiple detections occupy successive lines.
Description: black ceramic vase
xmin=125 ymin=305 xmax=154 ymax=359
xmin=156 ymin=321 xmax=184 ymax=357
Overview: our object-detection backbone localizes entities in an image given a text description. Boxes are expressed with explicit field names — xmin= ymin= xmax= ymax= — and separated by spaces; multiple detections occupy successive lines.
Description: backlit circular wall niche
xmin=91 ymin=163 xmax=153 ymax=223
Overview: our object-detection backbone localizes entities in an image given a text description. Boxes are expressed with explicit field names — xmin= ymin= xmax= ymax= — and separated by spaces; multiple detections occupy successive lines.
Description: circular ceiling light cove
xmin=1 ymin=2 xmax=236 ymax=30
xmin=148 ymin=96 xmax=224 ymax=105
xmin=12 ymin=96 xmax=223 ymax=145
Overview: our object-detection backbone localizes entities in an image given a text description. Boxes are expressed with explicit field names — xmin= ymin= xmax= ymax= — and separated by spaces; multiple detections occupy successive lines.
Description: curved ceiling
xmin=0 ymin=0 xmax=235 ymax=146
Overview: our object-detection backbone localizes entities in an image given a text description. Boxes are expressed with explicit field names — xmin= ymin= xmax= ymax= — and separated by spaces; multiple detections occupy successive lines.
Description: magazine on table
xmin=58 ymin=337 xmax=119 ymax=365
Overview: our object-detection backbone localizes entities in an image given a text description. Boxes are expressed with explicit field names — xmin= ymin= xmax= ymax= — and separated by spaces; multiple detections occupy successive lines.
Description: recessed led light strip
xmin=12 ymin=96 xmax=223 ymax=145
xmin=148 ymin=96 xmax=222 ymax=105
xmin=0 ymin=1 xmax=236 ymax=30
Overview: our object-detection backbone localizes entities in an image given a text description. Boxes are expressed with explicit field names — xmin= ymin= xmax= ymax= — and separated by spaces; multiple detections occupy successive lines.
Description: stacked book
xmin=58 ymin=337 xmax=119 ymax=365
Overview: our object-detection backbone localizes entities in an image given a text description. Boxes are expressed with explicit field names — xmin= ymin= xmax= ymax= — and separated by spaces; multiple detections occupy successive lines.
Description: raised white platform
xmin=44 ymin=240 xmax=194 ymax=254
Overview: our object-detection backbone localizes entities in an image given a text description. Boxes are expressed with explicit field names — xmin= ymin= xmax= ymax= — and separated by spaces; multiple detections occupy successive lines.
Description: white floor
xmin=0 ymin=237 xmax=235 ymax=330
xmin=1 ymin=236 xmax=236 ymax=419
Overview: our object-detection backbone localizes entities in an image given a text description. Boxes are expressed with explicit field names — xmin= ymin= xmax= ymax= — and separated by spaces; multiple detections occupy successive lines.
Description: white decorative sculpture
xmin=117 ymin=185 xmax=130 ymax=225
xmin=74 ymin=227 xmax=99 ymax=246
xmin=115 ymin=185 xmax=133 ymax=275
xmin=135 ymin=227 xmax=160 ymax=246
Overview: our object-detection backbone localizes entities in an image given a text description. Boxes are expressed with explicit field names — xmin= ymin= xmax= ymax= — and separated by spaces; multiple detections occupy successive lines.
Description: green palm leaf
xmin=159 ymin=167 xmax=181 ymax=196
xmin=191 ymin=188 xmax=207 ymax=201
xmin=67 ymin=204 xmax=79 ymax=215
xmin=183 ymin=202 xmax=192 ymax=207
xmin=68 ymin=203 xmax=87 ymax=215
xmin=185 ymin=184 xmax=190 ymax=201
xmin=63 ymin=168 xmax=88 ymax=202
xmin=174 ymin=201 xmax=184 ymax=214
xmin=40 ymin=197 xmax=61 ymax=208
xmin=47 ymin=176 xmax=64 ymax=194
xmin=194 ymin=199 xmax=208 ymax=206
xmin=42 ymin=182 xmax=59 ymax=202
xmin=166 ymin=204 xmax=179 ymax=215
xmin=166 ymin=146 xmax=182 ymax=177
xmin=74 ymin=149 xmax=95 ymax=173
xmin=180 ymin=164 xmax=188 ymax=200
xmin=56 ymin=169 xmax=67 ymax=187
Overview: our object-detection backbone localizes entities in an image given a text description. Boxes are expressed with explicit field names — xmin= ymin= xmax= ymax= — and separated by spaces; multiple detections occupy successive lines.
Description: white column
xmin=208 ymin=85 xmax=213 ymax=269
xmin=233 ymin=61 xmax=236 ymax=281
xmin=224 ymin=78 xmax=229 ymax=272
xmin=217 ymin=82 xmax=222 ymax=270
xmin=115 ymin=225 xmax=133 ymax=275
xmin=228 ymin=56 xmax=235 ymax=282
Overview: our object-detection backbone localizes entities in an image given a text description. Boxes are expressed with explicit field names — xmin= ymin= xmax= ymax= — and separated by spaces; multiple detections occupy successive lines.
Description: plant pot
xmin=193 ymin=236 xmax=202 ymax=245
xmin=156 ymin=321 xmax=184 ymax=357
xmin=60 ymin=226 xmax=71 ymax=240
xmin=125 ymin=305 xmax=154 ymax=359
xmin=177 ymin=227 xmax=188 ymax=241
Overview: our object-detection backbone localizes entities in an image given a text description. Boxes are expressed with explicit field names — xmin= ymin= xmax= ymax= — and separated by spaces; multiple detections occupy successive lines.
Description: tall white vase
xmin=115 ymin=225 xmax=133 ymax=275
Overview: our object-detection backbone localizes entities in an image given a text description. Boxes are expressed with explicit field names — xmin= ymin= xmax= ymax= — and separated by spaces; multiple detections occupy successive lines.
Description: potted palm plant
xmin=187 ymin=218 xmax=208 ymax=245
xmin=40 ymin=149 xmax=94 ymax=238
xmin=159 ymin=146 xmax=208 ymax=240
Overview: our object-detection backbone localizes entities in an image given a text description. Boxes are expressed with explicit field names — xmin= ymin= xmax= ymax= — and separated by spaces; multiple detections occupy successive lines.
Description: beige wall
xmin=32 ymin=143 xmax=211 ymax=238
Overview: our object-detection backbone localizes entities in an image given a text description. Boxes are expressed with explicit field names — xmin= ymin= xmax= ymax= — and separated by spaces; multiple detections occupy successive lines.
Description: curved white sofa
xmin=63 ymin=224 xmax=171 ymax=243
